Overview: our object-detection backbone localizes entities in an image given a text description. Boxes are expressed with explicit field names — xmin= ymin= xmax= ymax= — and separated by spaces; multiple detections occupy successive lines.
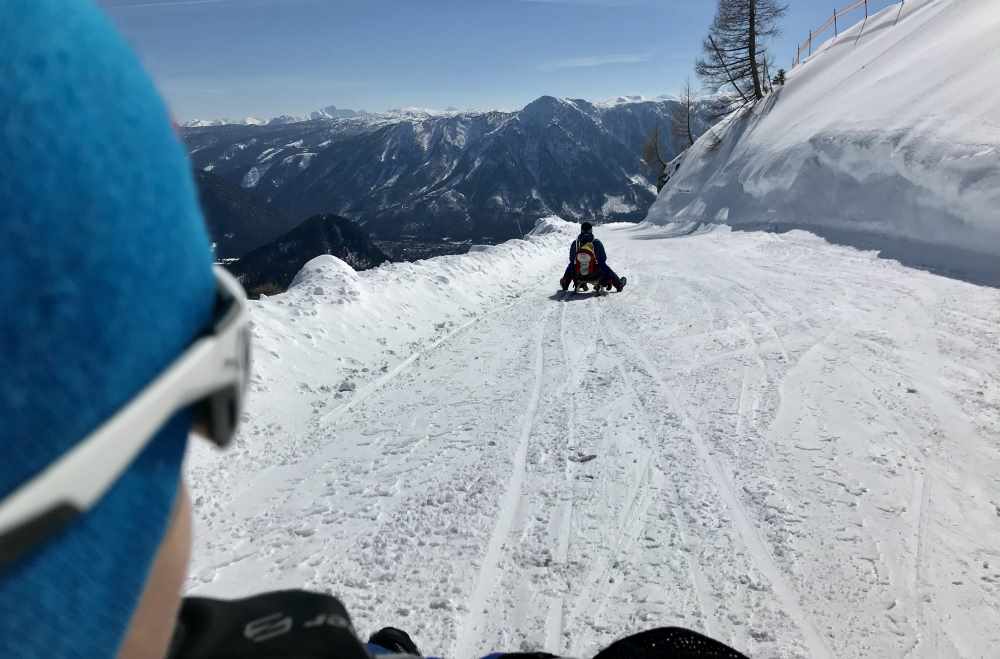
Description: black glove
xmin=168 ymin=590 xmax=371 ymax=659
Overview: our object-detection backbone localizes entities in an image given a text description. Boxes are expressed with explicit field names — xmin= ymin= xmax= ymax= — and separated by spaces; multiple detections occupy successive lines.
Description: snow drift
xmin=186 ymin=217 xmax=578 ymax=473
xmin=647 ymin=0 xmax=1000 ymax=284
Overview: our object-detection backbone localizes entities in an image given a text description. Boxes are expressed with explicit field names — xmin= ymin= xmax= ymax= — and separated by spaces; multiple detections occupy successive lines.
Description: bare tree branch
xmin=707 ymin=34 xmax=750 ymax=103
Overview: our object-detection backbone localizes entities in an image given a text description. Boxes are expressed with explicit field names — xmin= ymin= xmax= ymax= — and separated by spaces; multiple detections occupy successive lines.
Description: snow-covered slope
xmin=187 ymin=219 xmax=1000 ymax=658
xmin=647 ymin=0 xmax=1000 ymax=284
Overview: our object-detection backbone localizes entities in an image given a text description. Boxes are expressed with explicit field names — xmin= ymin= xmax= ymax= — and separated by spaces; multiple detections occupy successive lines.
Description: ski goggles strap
xmin=0 ymin=266 xmax=251 ymax=569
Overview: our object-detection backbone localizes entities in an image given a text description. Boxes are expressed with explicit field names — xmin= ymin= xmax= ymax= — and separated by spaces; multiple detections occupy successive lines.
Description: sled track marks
xmin=715 ymin=274 xmax=791 ymax=365
xmin=455 ymin=307 xmax=553 ymax=659
xmin=545 ymin=300 xmax=577 ymax=654
xmin=591 ymin=305 xmax=718 ymax=637
xmin=905 ymin=469 xmax=941 ymax=658
xmin=608 ymin=325 xmax=833 ymax=659
xmin=312 ymin=285 xmax=545 ymax=434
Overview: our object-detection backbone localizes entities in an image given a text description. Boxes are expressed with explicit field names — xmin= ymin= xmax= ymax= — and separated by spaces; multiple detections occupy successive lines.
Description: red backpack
xmin=574 ymin=241 xmax=599 ymax=277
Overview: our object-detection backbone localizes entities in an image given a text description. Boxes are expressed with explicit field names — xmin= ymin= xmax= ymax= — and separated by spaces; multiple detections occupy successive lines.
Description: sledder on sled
xmin=559 ymin=221 xmax=627 ymax=294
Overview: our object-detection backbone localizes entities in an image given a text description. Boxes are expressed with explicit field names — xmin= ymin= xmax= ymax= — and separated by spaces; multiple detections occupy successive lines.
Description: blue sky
xmin=98 ymin=0 xmax=899 ymax=121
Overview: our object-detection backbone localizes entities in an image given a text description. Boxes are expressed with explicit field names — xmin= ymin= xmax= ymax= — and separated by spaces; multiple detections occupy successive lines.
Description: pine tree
xmin=695 ymin=0 xmax=788 ymax=113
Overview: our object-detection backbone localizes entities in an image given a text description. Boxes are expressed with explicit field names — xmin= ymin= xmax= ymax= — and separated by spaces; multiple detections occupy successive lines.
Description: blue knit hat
xmin=0 ymin=1 xmax=215 ymax=657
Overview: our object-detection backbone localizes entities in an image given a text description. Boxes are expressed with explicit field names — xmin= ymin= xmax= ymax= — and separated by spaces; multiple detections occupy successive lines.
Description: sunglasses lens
xmin=241 ymin=325 xmax=252 ymax=391
xmin=192 ymin=386 xmax=239 ymax=447
xmin=214 ymin=386 xmax=239 ymax=447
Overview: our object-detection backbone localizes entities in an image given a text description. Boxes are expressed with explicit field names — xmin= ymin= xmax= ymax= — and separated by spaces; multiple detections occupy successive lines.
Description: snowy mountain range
xmin=183 ymin=104 xmax=367 ymax=128
xmin=182 ymin=96 xmax=714 ymax=241
xmin=182 ymin=97 xmax=677 ymax=128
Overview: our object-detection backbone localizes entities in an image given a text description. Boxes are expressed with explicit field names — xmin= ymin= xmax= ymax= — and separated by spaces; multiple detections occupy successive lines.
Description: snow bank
xmin=256 ymin=215 xmax=578 ymax=424
xmin=647 ymin=0 xmax=1000 ymax=284
xmin=186 ymin=217 xmax=577 ymax=475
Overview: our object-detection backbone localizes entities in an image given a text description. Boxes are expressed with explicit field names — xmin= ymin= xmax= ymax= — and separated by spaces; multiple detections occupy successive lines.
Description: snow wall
xmin=646 ymin=0 xmax=1000 ymax=285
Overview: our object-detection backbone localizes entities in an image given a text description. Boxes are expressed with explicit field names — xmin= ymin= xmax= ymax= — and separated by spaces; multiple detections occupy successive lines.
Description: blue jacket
xmin=569 ymin=232 xmax=607 ymax=265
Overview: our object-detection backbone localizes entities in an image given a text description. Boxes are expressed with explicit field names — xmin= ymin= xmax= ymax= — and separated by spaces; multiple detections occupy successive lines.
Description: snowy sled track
xmin=590 ymin=303 xmax=718 ymax=639
xmin=456 ymin=308 xmax=553 ymax=658
xmin=188 ymin=224 xmax=1000 ymax=659
xmin=604 ymin=319 xmax=831 ymax=659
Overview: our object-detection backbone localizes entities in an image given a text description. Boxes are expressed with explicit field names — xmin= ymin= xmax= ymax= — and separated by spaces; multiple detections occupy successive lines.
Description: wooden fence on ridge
xmin=792 ymin=0 xmax=908 ymax=67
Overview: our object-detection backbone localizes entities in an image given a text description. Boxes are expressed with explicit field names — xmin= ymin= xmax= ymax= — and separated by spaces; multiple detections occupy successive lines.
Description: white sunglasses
xmin=0 ymin=266 xmax=251 ymax=568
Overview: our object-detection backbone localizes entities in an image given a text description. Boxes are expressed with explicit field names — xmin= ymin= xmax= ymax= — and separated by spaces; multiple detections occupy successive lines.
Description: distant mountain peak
xmin=310 ymin=105 xmax=365 ymax=121
xmin=183 ymin=118 xmax=226 ymax=128
xmin=183 ymin=105 xmax=368 ymax=128
xmin=384 ymin=106 xmax=461 ymax=119
xmin=182 ymin=116 xmax=269 ymax=128
xmin=594 ymin=94 xmax=679 ymax=108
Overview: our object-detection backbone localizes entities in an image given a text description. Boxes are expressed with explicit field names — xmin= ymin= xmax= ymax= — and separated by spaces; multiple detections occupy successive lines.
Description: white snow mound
xmin=528 ymin=215 xmax=572 ymax=236
xmin=647 ymin=0 xmax=1000 ymax=281
xmin=289 ymin=255 xmax=364 ymax=303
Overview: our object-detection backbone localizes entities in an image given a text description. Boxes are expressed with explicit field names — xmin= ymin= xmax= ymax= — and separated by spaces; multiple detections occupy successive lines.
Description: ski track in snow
xmin=455 ymin=307 xmax=552 ymax=658
xmin=187 ymin=222 xmax=1000 ymax=659
xmin=606 ymin=322 xmax=831 ymax=659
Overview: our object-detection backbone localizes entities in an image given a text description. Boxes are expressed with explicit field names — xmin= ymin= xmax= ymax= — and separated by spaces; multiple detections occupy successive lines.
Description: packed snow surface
xmin=186 ymin=218 xmax=1000 ymax=658
xmin=648 ymin=0 xmax=1000 ymax=283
